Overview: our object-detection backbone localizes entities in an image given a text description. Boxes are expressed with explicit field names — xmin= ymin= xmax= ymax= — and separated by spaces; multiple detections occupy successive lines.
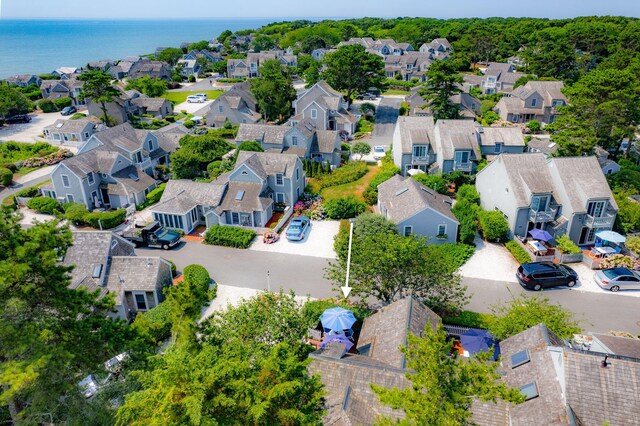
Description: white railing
xmin=585 ymin=212 xmax=615 ymax=228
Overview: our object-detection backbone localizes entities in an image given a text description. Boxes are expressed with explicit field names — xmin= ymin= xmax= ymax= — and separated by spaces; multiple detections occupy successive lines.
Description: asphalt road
xmin=368 ymin=97 xmax=401 ymax=147
xmin=140 ymin=241 xmax=640 ymax=335
xmin=0 ymin=174 xmax=51 ymax=199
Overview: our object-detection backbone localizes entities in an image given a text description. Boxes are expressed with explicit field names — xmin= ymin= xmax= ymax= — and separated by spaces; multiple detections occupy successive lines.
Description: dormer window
xmin=292 ymin=136 xmax=298 ymax=146
xmin=531 ymin=98 xmax=537 ymax=107
xmin=87 ymin=172 xmax=94 ymax=185
xmin=310 ymin=109 xmax=317 ymax=119
xmin=147 ymin=140 xmax=155 ymax=151
xmin=494 ymin=142 xmax=503 ymax=154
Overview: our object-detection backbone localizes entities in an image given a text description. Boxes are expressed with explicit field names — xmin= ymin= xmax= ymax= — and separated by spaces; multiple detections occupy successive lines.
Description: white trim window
xmin=310 ymin=109 xmax=317 ymax=119
xmin=530 ymin=97 xmax=537 ymax=107
xmin=403 ymin=225 xmax=413 ymax=236
xmin=494 ymin=142 xmax=503 ymax=154
xmin=61 ymin=174 xmax=71 ymax=188
xmin=292 ymin=136 xmax=298 ymax=146
xmin=437 ymin=224 xmax=447 ymax=237
xmin=87 ymin=172 xmax=94 ymax=185
xmin=133 ymin=292 xmax=148 ymax=311
xmin=276 ymin=193 xmax=285 ymax=203
xmin=275 ymin=173 xmax=284 ymax=186
xmin=66 ymin=194 xmax=75 ymax=203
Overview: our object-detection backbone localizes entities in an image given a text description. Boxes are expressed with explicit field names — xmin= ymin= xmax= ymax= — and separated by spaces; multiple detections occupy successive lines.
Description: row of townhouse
xmin=392 ymin=116 xmax=526 ymax=175
xmin=406 ymin=88 xmax=481 ymax=120
xmin=87 ymin=86 xmax=173 ymax=125
xmin=476 ymin=153 xmax=618 ymax=246
xmin=42 ymin=123 xmax=186 ymax=210
xmin=150 ymin=151 xmax=306 ymax=234
xmin=227 ymin=50 xmax=297 ymax=79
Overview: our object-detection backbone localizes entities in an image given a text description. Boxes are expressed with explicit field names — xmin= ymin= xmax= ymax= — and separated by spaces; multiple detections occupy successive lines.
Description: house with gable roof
xmin=4 ymin=74 xmax=42 ymax=88
xmin=462 ymin=62 xmax=527 ymax=95
xmin=128 ymin=60 xmax=172 ymax=81
xmin=43 ymin=118 xmax=98 ymax=145
xmin=87 ymin=86 xmax=172 ymax=125
xmin=227 ymin=50 xmax=297 ymax=79
xmin=406 ymin=88 xmax=480 ymax=119
xmin=205 ymin=81 xmax=261 ymax=128
xmin=63 ymin=231 xmax=172 ymax=321
xmin=494 ymin=81 xmax=567 ymax=124
xmin=378 ymin=175 xmax=459 ymax=243
xmin=40 ymin=77 xmax=85 ymax=106
xmin=289 ymin=80 xmax=358 ymax=135
xmin=151 ymin=151 xmax=305 ymax=232
xmin=42 ymin=123 xmax=183 ymax=210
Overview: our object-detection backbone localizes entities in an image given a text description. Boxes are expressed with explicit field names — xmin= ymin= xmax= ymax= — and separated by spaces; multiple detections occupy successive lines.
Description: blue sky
xmin=1 ymin=0 xmax=638 ymax=19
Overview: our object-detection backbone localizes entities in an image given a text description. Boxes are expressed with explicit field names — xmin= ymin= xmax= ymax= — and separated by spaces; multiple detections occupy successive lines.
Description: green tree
xmin=303 ymin=60 xmax=322 ymax=87
xmin=526 ymin=119 xmax=541 ymax=133
xmin=0 ymin=167 xmax=13 ymax=186
xmin=217 ymin=29 xmax=233 ymax=44
xmin=351 ymin=141 xmax=371 ymax=160
xmin=489 ymin=293 xmax=583 ymax=340
xmin=0 ymin=210 xmax=132 ymax=423
xmin=156 ymin=47 xmax=184 ymax=66
xmin=165 ymin=264 xmax=210 ymax=344
xmin=326 ymin=230 xmax=468 ymax=315
xmin=412 ymin=174 xmax=448 ymax=194
xmin=418 ymin=60 xmax=463 ymax=121
xmin=334 ymin=213 xmax=398 ymax=261
xmin=300 ymin=35 xmax=328 ymax=53
xmin=546 ymin=105 xmax=598 ymax=156
xmin=0 ymin=85 xmax=32 ymax=119
xmin=250 ymin=59 xmax=297 ymax=123
xmin=78 ymin=70 xmax=120 ymax=126
xmin=188 ymin=40 xmax=210 ymax=51
xmin=171 ymin=134 xmax=234 ymax=179
xmin=373 ymin=324 xmax=524 ymax=425
xmin=322 ymin=44 xmax=387 ymax=106
xmin=236 ymin=140 xmax=264 ymax=153
xmin=125 ymin=76 xmax=169 ymax=97
xmin=252 ymin=34 xmax=276 ymax=52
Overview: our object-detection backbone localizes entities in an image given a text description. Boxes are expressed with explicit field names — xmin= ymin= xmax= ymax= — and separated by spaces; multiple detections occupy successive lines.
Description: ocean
xmin=0 ymin=18 xmax=280 ymax=78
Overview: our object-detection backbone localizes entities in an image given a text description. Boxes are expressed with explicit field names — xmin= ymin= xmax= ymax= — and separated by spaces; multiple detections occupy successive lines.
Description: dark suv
xmin=4 ymin=114 xmax=31 ymax=124
xmin=516 ymin=262 xmax=578 ymax=291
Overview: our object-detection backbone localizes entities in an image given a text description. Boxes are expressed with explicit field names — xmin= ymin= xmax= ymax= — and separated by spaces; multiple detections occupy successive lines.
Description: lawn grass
xmin=163 ymin=90 xmax=223 ymax=105
xmin=320 ymin=164 xmax=380 ymax=202
xmin=383 ymin=89 xmax=411 ymax=96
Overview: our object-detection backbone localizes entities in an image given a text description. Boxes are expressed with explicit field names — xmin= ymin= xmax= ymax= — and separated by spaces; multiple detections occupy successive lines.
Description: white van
xmin=187 ymin=95 xmax=203 ymax=103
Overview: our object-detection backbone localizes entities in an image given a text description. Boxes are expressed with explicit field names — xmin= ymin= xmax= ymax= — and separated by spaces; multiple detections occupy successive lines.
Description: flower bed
xmin=22 ymin=149 xmax=73 ymax=168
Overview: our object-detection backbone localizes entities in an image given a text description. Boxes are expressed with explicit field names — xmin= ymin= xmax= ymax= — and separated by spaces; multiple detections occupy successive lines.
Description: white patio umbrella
xmin=406 ymin=168 xmax=425 ymax=176
xmin=595 ymin=230 xmax=626 ymax=244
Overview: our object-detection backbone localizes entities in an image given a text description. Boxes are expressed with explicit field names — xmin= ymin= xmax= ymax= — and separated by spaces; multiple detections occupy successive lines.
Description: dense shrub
xmin=483 ymin=111 xmax=500 ymax=125
xmin=506 ymin=240 xmax=532 ymax=264
xmin=413 ymin=174 xmax=448 ymax=194
xmin=15 ymin=186 xmax=39 ymax=198
xmin=2 ymin=163 xmax=17 ymax=173
xmin=53 ymin=97 xmax=73 ymax=110
xmin=207 ymin=160 xmax=223 ymax=178
xmin=38 ymin=99 xmax=57 ymax=113
xmin=0 ymin=167 xmax=12 ymax=186
xmin=477 ymin=210 xmax=508 ymax=242
xmin=324 ymin=196 xmax=367 ymax=219
xmin=183 ymin=264 xmax=211 ymax=291
xmin=526 ymin=120 xmax=541 ymax=133
xmin=63 ymin=202 xmax=89 ymax=224
xmin=317 ymin=161 xmax=368 ymax=189
xmin=204 ymin=225 xmax=256 ymax=249
xmin=457 ymin=184 xmax=480 ymax=204
xmin=556 ymin=234 xmax=581 ymax=254
xmin=26 ymin=197 xmax=61 ymax=214
xmin=627 ymin=236 xmax=640 ymax=254
xmin=69 ymin=112 xmax=87 ymax=120
xmin=601 ymin=254 xmax=640 ymax=270
xmin=425 ymin=243 xmax=475 ymax=272
xmin=183 ymin=119 xmax=195 ymax=129
xmin=132 ymin=302 xmax=173 ymax=344
xmin=442 ymin=310 xmax=496 ymax=329
xmin=452 ymin=200 xmax=478 ymax=245
xmin=137 ymin=183 xmax=166 ymax=210
xmin=188 ymin=75 xmax=196 ymax=83
xmin=84 ymin=209 xmax=126 ymax=229
xmin=21 ymin=149 xmax=73 ymax=168
xmin=362 ymin=156 xmax=400 ymax=205
xmin=236 ymin=140 xmax=264 ymax=153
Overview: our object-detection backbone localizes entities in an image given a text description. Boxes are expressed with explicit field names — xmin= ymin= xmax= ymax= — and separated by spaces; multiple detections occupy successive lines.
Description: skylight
xmin=128 ymin=173 xmax=139 ymax=182
xmin=520 ymin=382 xmax=539 ymax=401
xmin=235 ymin=190 xmax=245 ymax=201
xmin=395 ymin=187 xmax=409 ymax=196
xmin=511 ymin=350 xmax=531 ymax=368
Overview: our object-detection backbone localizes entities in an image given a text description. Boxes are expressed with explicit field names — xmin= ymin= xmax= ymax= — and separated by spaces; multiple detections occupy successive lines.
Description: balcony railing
xmin=584 ymin=212 xmax=616 ymax=228
xmin=412 ymin=155 xmax=431 ymax=163
xmin=528 ymin=206 xmax=558 ymax=222
xmin=454 ymin=161 xmax=472 ymax=172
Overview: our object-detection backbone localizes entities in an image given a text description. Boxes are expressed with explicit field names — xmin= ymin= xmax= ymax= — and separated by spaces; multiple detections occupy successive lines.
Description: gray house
xmin=432 ymin=119 xmax=482 ymax=174
xmin=476 ymin=153 xmax=617 ymax=245
xmin=40 ymin=78 xmax=85 ymax=106
xmin=43 ymin=119 xmax=97 ymax=146
xmin=235 ymin=119 xmax=342 ymax=167
xmin=128 ymin=60 xmax=172 ymax=81
xmin=152 ymin=151 xmax=305 ymax=232
xmin=462 ymin=62 xmax=526 ymax=95
xmin=63 ymin=231 xmax=172 ymax=321
xmin=392 ymin=116 xmax=437 ymax=175
xmin=43 ymin=123 xmax=182 ymax=210
xmin=4 ymin=74 xmax=42 ymax=88
xmin=87 ymin=87 xmax=172 ymax=125
xmin=407 ymin=88 xmax=480 ymax=119
xmin=477 ymin=127 xmax=526 ymax=159
xmin=289 ymin=80 xmax=358 ymax=135
xmin=378 ymin=175 xmax=458 ymax=244
xmin=176 ymin=59 xmax=201 ymax=78
xmin=227 ymin=50 xmax=297 ymax=79
xmin=494 ymin=81 xmax=567 ymax=124
xmin=205 ymin=81 xmax=261 ymax=128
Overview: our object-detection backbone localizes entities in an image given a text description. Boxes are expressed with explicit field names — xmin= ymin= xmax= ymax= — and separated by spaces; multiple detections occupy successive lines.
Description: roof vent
xmin=128 ymin=173 xmax=139 ymax=182
xmin=92 ymin=264 xmax=103 ymax=279
xmin=395 ymin=187 xmax=409 ymax=196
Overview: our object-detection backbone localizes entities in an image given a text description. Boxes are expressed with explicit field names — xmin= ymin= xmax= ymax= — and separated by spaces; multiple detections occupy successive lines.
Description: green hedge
xmin=15 ymin=186 xmax=40 ymax=198
xmin=317 ymin=161 xmax=368 ymax=189
xmin=204 ymin=225 xmax=256 ymax=249
xmin=425 ymin=243 xmax=475 ymax=272
xmin=556 ymin=234 xmax=581 ymax=255
xmin=452 ymin=200 xmax=478 ymax=245
xmin=443 ymin=310 xmax=496 ymax=329
xmin=63 ymin=202 xmax=89 ymax=224
xmin=324 ymin=196 xmax=367 ymax=219
xmin=137 ymin=183 xmax=166 ymax=210
xmin=84 ymin=209 xmax=127 ymax=229
xmin=506 ymin=240 xmax=532 ymax=264
xmin=26 ymin=197 xmax=61 ymax=214
xmin=132 ymin=302 xmax=172 ymax=344
xmin=362 ymin=156 xmax=400 ymax=205
xmin=477 ymin=210 xmax=508 ymax=242
xmin=457 ymin=184 xmax=480 ymax=204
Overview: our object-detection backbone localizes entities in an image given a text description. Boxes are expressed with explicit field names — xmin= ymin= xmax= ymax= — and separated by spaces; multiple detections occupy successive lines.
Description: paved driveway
xmin=173 ymin=99 xmax=213 ymax=116
xmin=249 ymin=220 xmax=339 ymax=259
xmin=0 ymin=111 xmax=72 ymax=143
xmin=368 ymin=97 xmax=401 ymax=148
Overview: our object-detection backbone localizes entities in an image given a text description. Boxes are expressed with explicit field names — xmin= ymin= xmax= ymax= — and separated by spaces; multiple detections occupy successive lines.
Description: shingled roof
xmin=154 ymin=179 xmax=227 ymax=214
xmin=378 ymin=175 xmax=458 ymax=224
xmin=235 ymin=151 xmax=299 ymax=179
xmin=106 ymin=257 xmax=173 ymax=305
xmin=395 ymin=116 xmax=435 ymax=154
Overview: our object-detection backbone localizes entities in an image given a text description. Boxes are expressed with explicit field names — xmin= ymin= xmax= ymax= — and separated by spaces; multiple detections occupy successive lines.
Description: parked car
xmin=194 ymin=93 xmax=208 ymax=101
xmin=187 ymin=95 xmax=205 ymax=103
xmin=373 ymin=146 xmax=386 ymax=160
xmin=516 ymin=261 xmax=578 ymax=291
xmin=4 ymin=114 xmax=31 ymax=124
xmin=78 ymin=375 xmax=101 ymax=399
xmin=286 ymin=216 xmax=310 ymax=241
xmin=594 ymin=268 xmax=640 ymax=292
xmin=357 ymin=92 xmax=377 ymax=100
xmin=120 ymin=221 xmax=181 ymax=249
xmin=60 ymin=106 xmax=77 ymax=116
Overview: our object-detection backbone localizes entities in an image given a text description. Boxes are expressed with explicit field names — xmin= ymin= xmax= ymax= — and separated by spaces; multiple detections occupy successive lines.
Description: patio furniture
xmin=528 ymin=240 xmax=547 ymax=255
xmin=592 ymin=246 xmax=616 ymax=257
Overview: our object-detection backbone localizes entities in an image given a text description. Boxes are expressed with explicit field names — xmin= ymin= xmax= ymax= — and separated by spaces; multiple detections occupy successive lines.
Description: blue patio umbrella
xmin=595 ymin=230 xmax=626 ymax=244
xmin=321 ymin=333 xmax=354 ymax=352
xmin=320 ymin=307 xmax=356 ymax=333
xmin=528 ymin=228 xmax=554 ymax=242
xmin=460 ymin=329 xmax=500 ymax=359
